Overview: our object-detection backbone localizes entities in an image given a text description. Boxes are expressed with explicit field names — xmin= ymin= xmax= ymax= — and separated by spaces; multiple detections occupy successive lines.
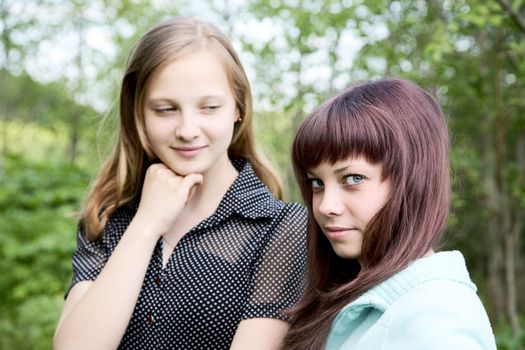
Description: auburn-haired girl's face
xmin=307 ymin=156 xmax=391 ymax=263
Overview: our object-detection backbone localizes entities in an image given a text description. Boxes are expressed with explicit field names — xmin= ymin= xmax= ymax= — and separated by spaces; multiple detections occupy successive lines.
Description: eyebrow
xmin=146 ymin=98 xmax=175 ymax=105
xmin=147 ymin=95 xmax=225 ymax=103
xmin=334 ymin=165 xmax=351 ymax=174
xmin=307 ymin=164 xmax=352 ymax=178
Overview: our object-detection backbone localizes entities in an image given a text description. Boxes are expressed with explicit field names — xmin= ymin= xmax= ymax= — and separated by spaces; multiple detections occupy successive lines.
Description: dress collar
xmin=215 ymin=158 xmax=282 ymax=220
xmin=127 ymin=159 xmax=281 ymax=227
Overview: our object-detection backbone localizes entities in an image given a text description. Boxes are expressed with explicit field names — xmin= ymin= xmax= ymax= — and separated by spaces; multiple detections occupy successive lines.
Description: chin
xmin=172 ymin=167 xmax=204 ymax=176
xmin=332 ymin=246 xmax=361 ymax=260
xmin=165 ymin=162 xmax=207 ymax=176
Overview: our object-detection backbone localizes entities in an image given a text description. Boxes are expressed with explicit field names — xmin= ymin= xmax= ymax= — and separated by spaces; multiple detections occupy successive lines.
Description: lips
xmin=171 ymin=145 xmax=207 ymax=158
xmin=324 ymin=226 xmax=357 ymax=240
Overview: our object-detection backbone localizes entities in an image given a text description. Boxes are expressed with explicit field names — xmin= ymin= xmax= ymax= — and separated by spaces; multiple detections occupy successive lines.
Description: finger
xmin=187 ymin=179 xmax=201 ymax=202
xmin=177 ymin=174 xmax=203 ymax=198
xmin=147 ymin=163 xmax=168 ymax=173
xmin=144 ymin=164 xmax=167 ymax=183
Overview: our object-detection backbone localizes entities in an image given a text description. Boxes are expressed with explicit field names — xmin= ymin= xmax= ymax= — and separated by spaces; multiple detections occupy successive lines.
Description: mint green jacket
xmin=326 ymin=251 xmax=497 ymax=349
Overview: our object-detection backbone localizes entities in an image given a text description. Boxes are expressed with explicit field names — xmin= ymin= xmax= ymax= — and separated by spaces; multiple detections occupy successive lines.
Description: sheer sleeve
xmin=65 ymin=207 xmax=132 ymax=297
xmin=65 ymin=227 xmax=108 ymax=298
xmin=242 ymin=203 xmax=308 ymax=321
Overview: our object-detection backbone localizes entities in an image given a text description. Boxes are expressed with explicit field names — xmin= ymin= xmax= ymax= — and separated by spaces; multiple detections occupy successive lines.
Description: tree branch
xmin=497 ymin=0 xmax=525 ymax=35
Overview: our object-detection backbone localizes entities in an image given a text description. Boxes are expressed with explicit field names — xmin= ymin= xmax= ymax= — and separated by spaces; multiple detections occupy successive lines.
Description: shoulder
xmin=380 ymin=279 xmax=497 ymax=349
xmin=269 ymin=200 xmax=308 ymax=232
xmin=277 ymin=201 xmax=308 ymax=219
xmin=233 ymin=158 xmax=307 ymax=220
xmin=247 ymin=200 xmax=307 ymax=257
xmin=392 ymin=279 xmax=489 ymax=323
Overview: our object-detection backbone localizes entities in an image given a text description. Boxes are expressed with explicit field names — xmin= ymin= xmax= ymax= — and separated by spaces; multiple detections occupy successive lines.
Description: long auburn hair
xmin=81 ymin=17 xmax=283 ymax=240
xmin=283 ymin=78 xmax=451 ymax=349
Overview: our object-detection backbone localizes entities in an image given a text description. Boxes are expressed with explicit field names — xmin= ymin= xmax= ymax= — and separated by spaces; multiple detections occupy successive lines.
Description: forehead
xmin=157 ymin=50 xmax=226 ymax=80
xmin=146 ymin=49 xmax=232 ymax=98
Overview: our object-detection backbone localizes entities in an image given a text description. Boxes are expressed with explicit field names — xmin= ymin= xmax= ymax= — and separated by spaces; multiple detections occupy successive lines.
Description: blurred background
xmin=0 ymin=0 xmax=524 ymax=349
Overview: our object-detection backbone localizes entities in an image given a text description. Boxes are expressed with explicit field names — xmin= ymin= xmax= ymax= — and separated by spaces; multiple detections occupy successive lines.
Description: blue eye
xmin=308 ymin=178 xmax=324 ymax=191
xmin=344 ymin=174 xmax=364 ymax=186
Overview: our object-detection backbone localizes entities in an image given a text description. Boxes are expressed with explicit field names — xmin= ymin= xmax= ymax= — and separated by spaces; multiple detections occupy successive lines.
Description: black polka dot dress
xmin=68 ymin=159 xmax=307 ymax=349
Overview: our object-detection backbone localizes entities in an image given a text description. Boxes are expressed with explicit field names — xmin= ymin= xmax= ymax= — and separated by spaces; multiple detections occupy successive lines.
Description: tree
xmin=240 ymin=0 xmax=363 ymax=199
xmin=0 ymin=1 xmax=50 ymax=167
xmin=349 ymin=0 xmax=525 ymax=340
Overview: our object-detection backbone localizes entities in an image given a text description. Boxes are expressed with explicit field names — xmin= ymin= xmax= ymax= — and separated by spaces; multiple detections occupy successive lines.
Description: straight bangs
xmin=292 ymin=93 xmax=398 ymax=199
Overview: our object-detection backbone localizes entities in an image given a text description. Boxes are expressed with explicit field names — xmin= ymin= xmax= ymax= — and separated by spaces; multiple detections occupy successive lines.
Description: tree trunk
xmin=510 ymin=133 xmax=525 ymax=337
xmin=0 ymin=105 xmax=7 ymax=174
xmin=327 ymin=30 xmax=342 ymax=96
xmin=504 ymin=220 xmax=519 ymax=336
xmin=1 ymin=2 xmax=11 ymax=172
xmin=494 ymin=41 xmax=520 ymax=337
xmin=69 ymin=2 xmax=84 ymax=164
xmin=484 ymin=139 xmax=505 ymax=323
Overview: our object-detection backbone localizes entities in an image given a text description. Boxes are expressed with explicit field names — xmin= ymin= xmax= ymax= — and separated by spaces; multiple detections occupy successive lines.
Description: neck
xmin=162 ymin=157 xmax=239 ymax=246
xmin=185 ymin=157 xmax=238 ymax=211
xmin=423 ymin=248 xmax=435 ymax=258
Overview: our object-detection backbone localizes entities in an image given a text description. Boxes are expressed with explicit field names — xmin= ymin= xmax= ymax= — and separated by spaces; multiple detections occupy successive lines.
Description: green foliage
xmin=348 ymin=0 xmax=525 ymax=343
xmin=1 ymin=0 xmax=525 ymax=347
xmin=0 ymin=70 xmax=78 ymax=127
xmin=0 ymin=69 xmax=104 ymax=165
xmin=0 ymin=154 xmax=90 ymax=349
xmin=495 ymin=318 xmax=525 ymax=350
xmin=254 ymin=110 xmax=301 ymax=201
xmin=2 ymin=122 xmax=70 ymax=163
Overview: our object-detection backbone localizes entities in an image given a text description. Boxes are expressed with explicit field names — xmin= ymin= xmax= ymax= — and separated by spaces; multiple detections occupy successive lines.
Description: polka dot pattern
xmin=68 ymin=159 xmax=307 ymax=349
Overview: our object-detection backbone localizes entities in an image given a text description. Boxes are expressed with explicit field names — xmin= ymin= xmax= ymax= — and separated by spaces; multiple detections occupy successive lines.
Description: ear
xmin=235 ymin=108 xmax=242 ymax=122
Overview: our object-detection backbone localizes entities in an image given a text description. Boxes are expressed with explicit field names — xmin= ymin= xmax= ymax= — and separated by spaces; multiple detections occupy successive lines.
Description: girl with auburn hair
xmin=284 ymin=78 xmax=496 ymax=349
xmin=54 ymin=17 xmax=306 ymax=350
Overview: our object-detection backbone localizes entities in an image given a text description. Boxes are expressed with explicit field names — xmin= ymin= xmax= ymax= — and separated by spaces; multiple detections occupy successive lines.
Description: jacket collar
xmin=339 ymin=251 xmax=476 ymax=319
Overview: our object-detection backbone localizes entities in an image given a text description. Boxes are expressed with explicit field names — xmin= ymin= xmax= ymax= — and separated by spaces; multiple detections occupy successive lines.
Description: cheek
xmin=143 ymin=115 xmax=154 ymax=136
xmin=208 ymin=117 xmax=236 ymax=140
xmin=360 ymin=206 xmax=380 ymax=226
xmin=360 ymin=192 xmax=389 ymax=224
xmin=145 ymin=118 xmax=172 ymax=141
xmin=137 ymin=118 xmax=155 ymax=151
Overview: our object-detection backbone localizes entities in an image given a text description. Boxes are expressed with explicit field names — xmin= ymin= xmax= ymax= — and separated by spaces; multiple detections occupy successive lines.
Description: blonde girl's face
xmin=307 ymin=156 xmax=391 ymax=262
xmin=143 ymin=49 xmax=239 ymax=178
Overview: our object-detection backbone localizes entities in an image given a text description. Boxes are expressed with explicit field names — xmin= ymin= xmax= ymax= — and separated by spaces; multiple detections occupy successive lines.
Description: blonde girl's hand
xmin=133 ymin=163 xmax=203 ymax=238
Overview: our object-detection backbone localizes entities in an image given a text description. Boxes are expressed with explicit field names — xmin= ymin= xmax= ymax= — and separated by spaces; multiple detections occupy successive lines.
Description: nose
xmin=317 ymin=187 xmax=344 ymax=217
xmin=175 ymin=111 xmax=199 ymax=141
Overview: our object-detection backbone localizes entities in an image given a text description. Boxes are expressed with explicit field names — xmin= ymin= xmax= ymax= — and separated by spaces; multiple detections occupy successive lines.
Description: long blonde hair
xmin=81 ymin=17 xmax=283 ymax=240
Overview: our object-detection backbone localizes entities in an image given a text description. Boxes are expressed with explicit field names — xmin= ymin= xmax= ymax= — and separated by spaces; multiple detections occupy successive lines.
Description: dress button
xmin=154 ymin=276 xmax=161 ymax=285
xmin=147 ymin=314 xmax=155 ymax=325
